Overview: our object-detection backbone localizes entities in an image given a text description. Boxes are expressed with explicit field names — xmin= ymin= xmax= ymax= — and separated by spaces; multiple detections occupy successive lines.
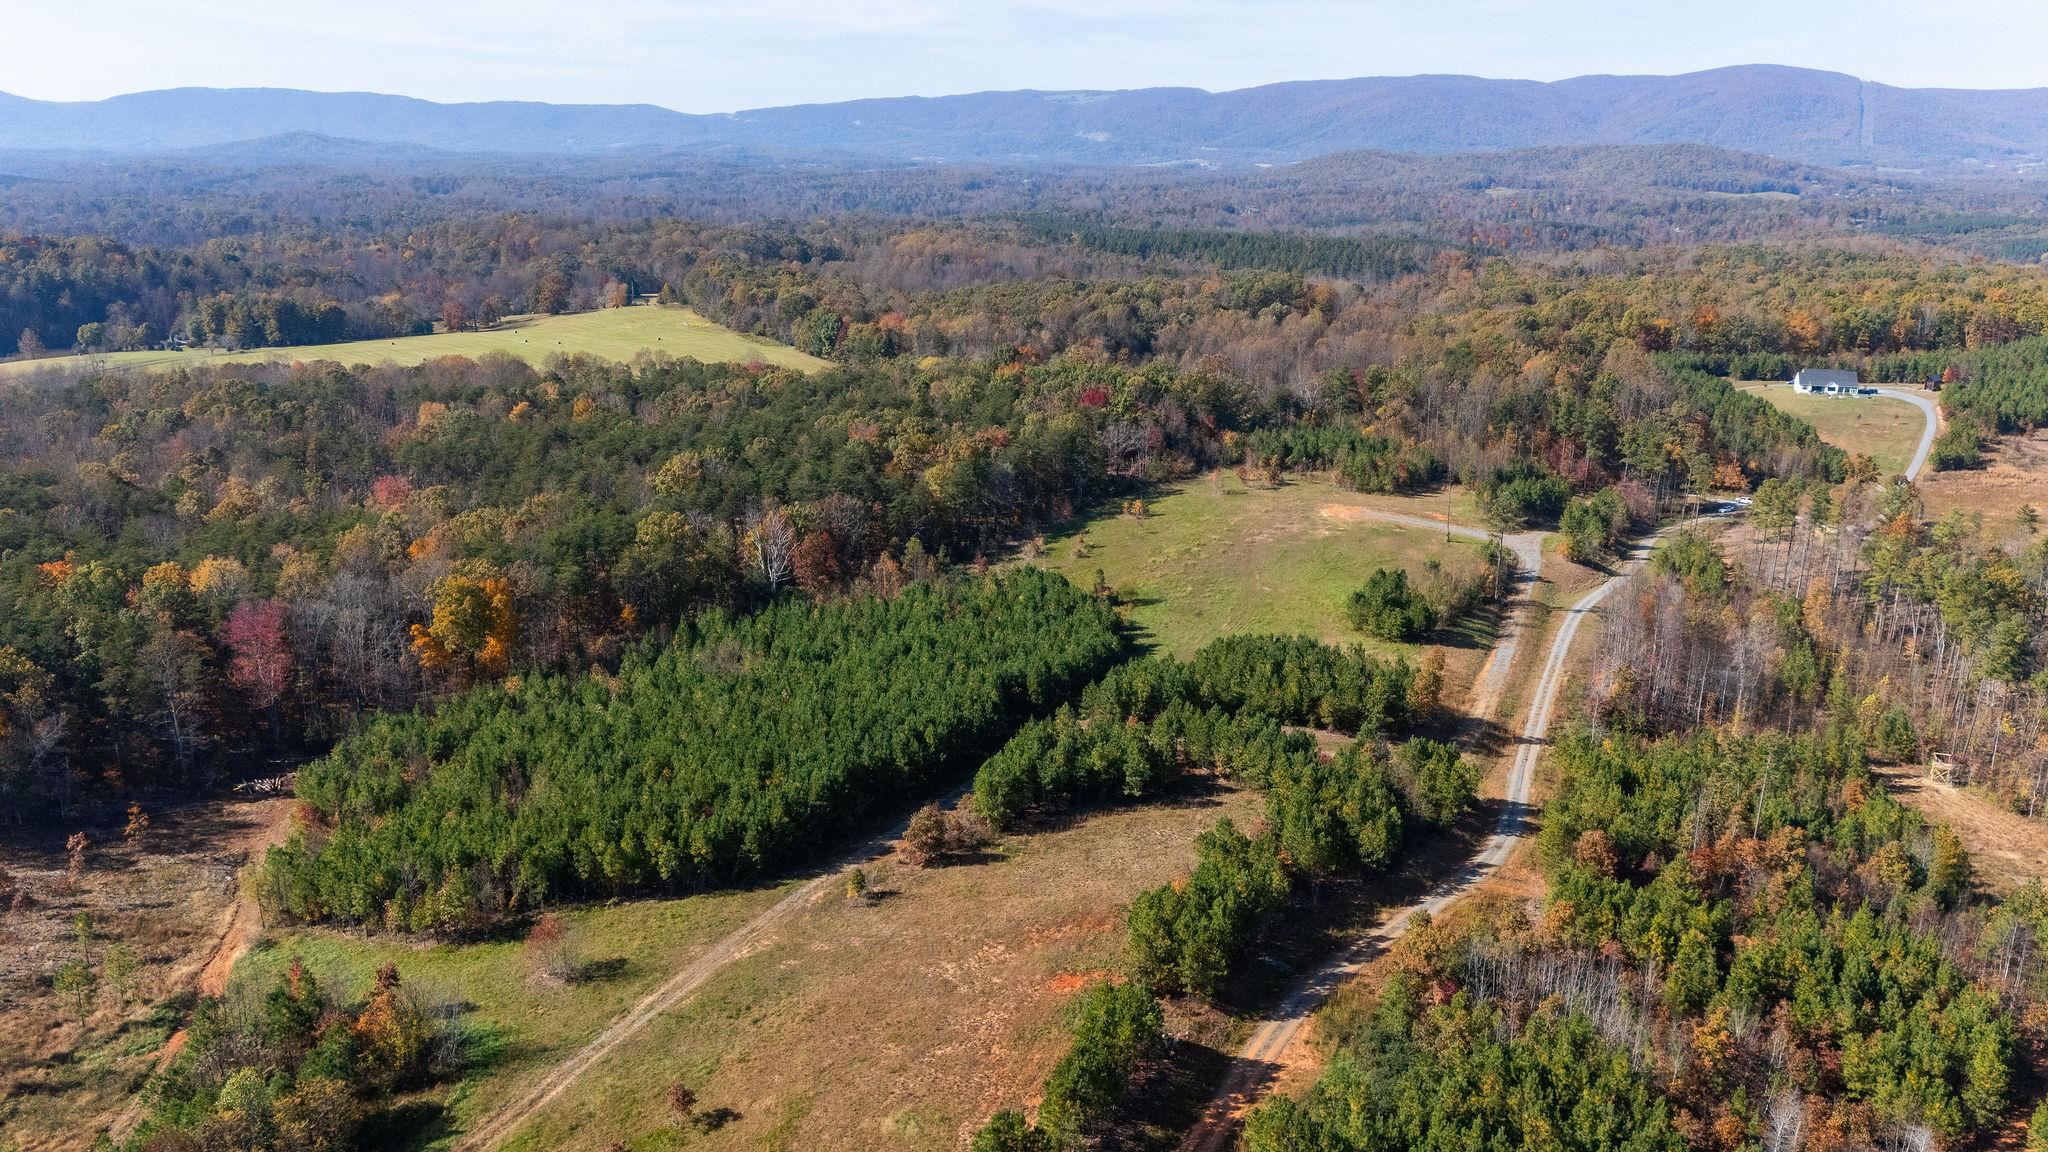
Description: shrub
xmin=525 ymin=913 xmax=582 ymax=983
xmin=1931 ymin=420 xmax=1985 ymax=471
xmin=971 ymin=1110 xmax=1047 ymax=1152
xmin=1348 ymin=567 xmax=1436 ymax=641
xmin=903 ymin=803 xmax=951 ymax=865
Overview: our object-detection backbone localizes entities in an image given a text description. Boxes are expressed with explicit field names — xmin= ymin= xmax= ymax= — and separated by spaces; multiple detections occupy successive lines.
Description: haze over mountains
xmin=5 ymin=64 xmax=2048 ymax=171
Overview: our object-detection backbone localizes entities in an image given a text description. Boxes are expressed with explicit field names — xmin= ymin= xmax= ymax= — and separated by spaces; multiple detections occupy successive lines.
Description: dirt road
xmin=1174 ymin=540 xmax=1643 ymax=1152
xmin=453 ymin=790 xmax=960 ymax=1152
xmin=104 ymin=796 xmax=295 ymax=1144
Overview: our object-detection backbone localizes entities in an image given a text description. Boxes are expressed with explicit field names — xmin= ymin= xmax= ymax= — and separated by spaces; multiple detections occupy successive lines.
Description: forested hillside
xmin=13 ymin=53 xmax=2048 ymax=1152
xmin=6 ymin=231 xmax=1884 ymax=809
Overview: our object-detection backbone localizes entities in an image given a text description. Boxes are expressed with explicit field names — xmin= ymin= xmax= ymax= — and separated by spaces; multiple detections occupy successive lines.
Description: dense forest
xmin=1247 ymin=724 xmax=2034 ymax=1150
xmin=3 ymin=231 xmax=1873 ymax=808
xmin=8 ymin=127 xmax=2048 ymax=1152
xmin=1235 ymin=485 xmax=2048 ymax=1152
xmin=261 ymin=570 xmax=1120 ymax=931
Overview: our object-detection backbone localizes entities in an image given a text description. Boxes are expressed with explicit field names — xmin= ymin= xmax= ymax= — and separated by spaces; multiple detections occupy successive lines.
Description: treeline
xmin=971 ymin=633 xmax=1477 ymax=1145
xmin=1015 ymin=217 xmax=1440 ymax=280
xmin=182 ymin=290 xmax=429 ymax=350
xmin=1237 ymin=425 xmax=1445 ymax=494
xmin=259 ymin=571 xmax=1122 ymax=933
xmin=972 ymin=636 xmax=1417 ymax=830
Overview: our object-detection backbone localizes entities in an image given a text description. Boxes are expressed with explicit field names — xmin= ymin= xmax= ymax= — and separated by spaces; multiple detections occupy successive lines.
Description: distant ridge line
xmin=4 ymin=65 xmax=2048 ymax=169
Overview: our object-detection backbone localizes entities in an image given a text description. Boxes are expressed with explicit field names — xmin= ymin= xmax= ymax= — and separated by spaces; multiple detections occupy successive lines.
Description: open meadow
xmin=1029 ymin=474 xmax=1495 ymax=669
xmin=0 ymin=306 xmax=827 ymax=378
xmin=227 ymin=885 xmax=797 ymax=1151
xmin=1739 ymin=382 xmax=1927 ymax=477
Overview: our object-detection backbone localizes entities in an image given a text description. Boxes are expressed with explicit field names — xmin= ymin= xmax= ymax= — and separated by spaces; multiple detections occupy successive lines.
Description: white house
xmin=1792 ymin=368 xmax=1860 ymax=395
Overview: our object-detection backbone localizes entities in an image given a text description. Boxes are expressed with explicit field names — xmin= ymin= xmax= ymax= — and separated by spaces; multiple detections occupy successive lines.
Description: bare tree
xmin=746 ymin=505 xmax=797 ymax=592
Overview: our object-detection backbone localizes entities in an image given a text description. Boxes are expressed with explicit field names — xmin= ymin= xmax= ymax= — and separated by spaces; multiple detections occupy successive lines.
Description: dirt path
xmin=1175 ymin=538 xmax=1646 ymax=1152
xmin=1463 ymin=532 xmax=1545 ymax=727
xmin=453 ymin=791 xmax=961 ymax=1152
xmin=1871 ymin=763 xmax=2048 ymax=892
xmin=104 ymin=796 xmax=295 ymax=1144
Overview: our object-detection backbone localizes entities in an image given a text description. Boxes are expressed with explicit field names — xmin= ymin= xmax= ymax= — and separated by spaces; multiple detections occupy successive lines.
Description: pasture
xmin=0 ymin=306 xmax=827 ymax=377
xmin=1919 ymin=424 xmax=2048 ymax=542
xmin=1030 ymin=474 xmax=1495 ymax=665
xmin=493 ymin=787 xmax=1262 ymax=1152
xmin=1739 ymin=382 xmax=1926 ymax=478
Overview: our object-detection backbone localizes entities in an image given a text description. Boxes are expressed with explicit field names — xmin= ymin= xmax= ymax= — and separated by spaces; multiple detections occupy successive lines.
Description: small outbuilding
xmin=1792 ymin=368 xmax=1860 ymax=395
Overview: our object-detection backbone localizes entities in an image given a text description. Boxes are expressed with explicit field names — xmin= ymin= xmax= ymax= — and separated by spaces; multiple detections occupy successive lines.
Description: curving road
xmin=1176 ymin=535 xmax=1656 ymax=1152
xmin=1874 ymin=387 xmax=1941 ymax=481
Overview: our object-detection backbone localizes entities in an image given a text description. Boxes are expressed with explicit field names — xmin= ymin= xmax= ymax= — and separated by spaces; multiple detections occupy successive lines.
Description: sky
xmin=8 ymin=0 xmax=2048 ymax=110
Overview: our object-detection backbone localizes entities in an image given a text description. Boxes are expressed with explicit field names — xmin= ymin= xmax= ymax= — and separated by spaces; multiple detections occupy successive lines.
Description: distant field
xmin=1031 ymin=474 xmax=1492 ymax=662
xmin=1739 ymin=382 xmax=1924 ymax=477
xmin=0 ymin=306 xmax=827 ymax=377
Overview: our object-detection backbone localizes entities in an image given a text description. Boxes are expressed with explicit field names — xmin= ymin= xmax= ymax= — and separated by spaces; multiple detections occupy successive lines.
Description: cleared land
xmin=187 ymin=479 xmax=1508 ymax=1151
xmin=0 ymin=307 xmax=827 ymax=377
xmin=1919 ymin=425 xmax=2048 ymax=542
xmin=1870 ymin=763 xmax=2048 ymax=894
xmin=1031 ymin=475 xmax=1494 ymax=665
xmin=491 ymin=788 xmax=1262 ymax=1152
xmin=1739 ymin=382 xmax=1928 ymax=478
xmin=2 ymin=798 xmax=287 ymax=1151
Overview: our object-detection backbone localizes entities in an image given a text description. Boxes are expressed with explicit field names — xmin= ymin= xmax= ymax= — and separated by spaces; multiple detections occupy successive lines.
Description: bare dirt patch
xmin=1872 ymin=762 xmax=2048 ymax=893
xmin=1 ymin=796 xmax=290 ymax=1150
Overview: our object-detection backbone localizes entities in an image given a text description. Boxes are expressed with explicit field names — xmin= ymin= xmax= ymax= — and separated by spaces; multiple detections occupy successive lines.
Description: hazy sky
xmin=10 ymin=0 xmax=2048 ymax=109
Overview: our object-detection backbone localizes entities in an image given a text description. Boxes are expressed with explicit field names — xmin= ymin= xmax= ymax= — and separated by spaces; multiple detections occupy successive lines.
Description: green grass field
xmin=1031 ymin=474 xmax=1493 ymax=660
xmin=1740 ymin=383 xmax=1924 ymax=477
xmin=0 ymin=306 xmax=827 ymax=377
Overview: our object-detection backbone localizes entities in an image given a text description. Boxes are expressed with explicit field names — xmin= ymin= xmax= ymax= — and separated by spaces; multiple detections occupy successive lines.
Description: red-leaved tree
xmin=224 ymin=600 xmax=293 ymax=737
